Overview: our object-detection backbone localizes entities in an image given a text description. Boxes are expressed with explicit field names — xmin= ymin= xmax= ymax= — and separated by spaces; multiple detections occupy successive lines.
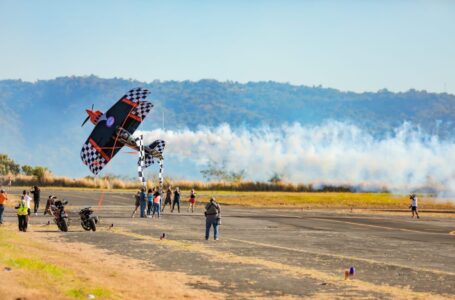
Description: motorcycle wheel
xmin=59 ymin=219 xmax=68 ymax=232
xmin=89 ymin=218 xmax=96 ymax=232
xmin=81 ymin=221 xmax=91 ymax=231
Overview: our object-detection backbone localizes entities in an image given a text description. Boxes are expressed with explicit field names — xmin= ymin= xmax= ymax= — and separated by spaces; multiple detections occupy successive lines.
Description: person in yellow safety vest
xmin=16 ymin=196 xmax=29 ymax=232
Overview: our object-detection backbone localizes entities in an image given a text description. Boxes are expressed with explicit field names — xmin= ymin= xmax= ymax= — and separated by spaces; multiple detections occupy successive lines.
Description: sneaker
xmin=214 ymin=238 xmax=219 ymax=241
xmin=34 ymin=213 xmax=38 ymax=216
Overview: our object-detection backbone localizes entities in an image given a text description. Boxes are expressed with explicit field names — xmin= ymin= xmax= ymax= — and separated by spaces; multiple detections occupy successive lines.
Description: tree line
xmin=0 ymin=154 xmax=50 ymax=181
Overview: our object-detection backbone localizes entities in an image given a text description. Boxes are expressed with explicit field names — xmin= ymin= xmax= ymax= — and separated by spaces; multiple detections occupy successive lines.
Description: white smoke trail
xmin=139 ymin=122 xmax=455 ymax=193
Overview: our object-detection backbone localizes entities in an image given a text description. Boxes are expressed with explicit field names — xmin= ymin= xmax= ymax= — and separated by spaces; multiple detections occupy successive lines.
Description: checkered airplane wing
xmin=80 ymin=87 xmax=153 ymax=175
xmin=80 ymin=139 xmax=109 ymax=175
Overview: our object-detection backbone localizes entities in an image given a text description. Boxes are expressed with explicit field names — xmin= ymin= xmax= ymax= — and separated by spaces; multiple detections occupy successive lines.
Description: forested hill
xmin=1 ymin=76 xmax=455 ymax=138
xmin=1 ymin=75 xmax=454 ymax=177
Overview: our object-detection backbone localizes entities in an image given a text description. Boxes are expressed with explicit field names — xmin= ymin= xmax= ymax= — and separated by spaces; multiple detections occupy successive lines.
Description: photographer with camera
xmin=204 ymin=197 xmax=221 ymax=241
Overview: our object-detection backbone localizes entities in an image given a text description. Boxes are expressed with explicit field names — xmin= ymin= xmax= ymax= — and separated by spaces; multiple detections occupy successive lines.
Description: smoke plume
xmin=140 ymin=122 xmax=455 ymax=193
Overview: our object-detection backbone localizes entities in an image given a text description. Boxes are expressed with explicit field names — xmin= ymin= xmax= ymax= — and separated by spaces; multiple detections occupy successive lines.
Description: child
xmin=188 ymin=189 xmax=196 ymax=213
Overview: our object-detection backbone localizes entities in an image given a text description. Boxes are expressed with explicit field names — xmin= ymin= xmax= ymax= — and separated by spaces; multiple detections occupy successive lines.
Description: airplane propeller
xmin=81 ymin=104 xmax=94 ymax=127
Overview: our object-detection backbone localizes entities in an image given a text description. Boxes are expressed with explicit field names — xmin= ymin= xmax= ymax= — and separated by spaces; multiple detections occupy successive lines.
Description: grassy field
xmin=4 ymin=186 xmax=454 ymax=209
xmin=0 ymin=225 xmax=222 ymax=300
xmin=198 ymin=191 xmax=454 ymax=209
xmin=1 ymin=174 xmax=352 ymax=192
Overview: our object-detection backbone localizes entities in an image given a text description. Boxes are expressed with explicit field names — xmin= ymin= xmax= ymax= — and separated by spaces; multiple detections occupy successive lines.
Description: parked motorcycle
xmin=79 ymin=207 xmax=98 ymax=231
xmin=50 ymin=199 xmax=69 ymax=232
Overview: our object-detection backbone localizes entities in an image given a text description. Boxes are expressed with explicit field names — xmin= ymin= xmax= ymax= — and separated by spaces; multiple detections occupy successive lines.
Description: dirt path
xmin=1 ymin=189 xmax=454 ymax=299
xmin=0 ymin=225 xmax=225 ymax=300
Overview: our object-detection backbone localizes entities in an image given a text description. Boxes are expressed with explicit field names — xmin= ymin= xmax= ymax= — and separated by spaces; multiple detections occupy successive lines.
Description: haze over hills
xmin=1 ymin=76 xmax=455 ymax=188
xmin=2 ymin=76 xmax=455 ymax=135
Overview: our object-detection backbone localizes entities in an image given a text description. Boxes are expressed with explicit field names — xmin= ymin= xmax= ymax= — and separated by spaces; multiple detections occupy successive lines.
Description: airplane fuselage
xmin=115 ymin=127 xmax=162 ymax=159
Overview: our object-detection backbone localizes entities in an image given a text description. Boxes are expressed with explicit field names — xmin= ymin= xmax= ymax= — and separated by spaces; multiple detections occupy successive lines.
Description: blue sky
xmin=0 ymin=0 xmax=454 ymax=93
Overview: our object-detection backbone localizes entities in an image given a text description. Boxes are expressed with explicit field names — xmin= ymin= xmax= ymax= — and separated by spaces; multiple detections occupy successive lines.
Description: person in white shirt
xmin=409 ymin=194 xmax=420 ymax=219
xmin=21 ymin=190 xmax=32 ymax=217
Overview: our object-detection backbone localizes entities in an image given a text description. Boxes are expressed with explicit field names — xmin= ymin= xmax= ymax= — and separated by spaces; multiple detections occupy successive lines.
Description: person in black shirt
xmin=30 ymin=186 xmax=40 ymax=215
xmin=171 ymin=187 xmax=181 ymax=213
xmin=161 ymin=187 xmax=172 ymax=212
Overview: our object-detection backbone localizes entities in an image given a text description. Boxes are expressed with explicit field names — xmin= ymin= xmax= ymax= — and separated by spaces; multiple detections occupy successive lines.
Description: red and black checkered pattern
xmin=80 ymin=141 xmax=107 ymax=175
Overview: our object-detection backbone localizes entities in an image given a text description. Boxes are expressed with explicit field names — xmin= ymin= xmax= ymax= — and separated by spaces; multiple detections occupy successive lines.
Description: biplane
xmin=80 ymin=87 xmax=165 ymax=176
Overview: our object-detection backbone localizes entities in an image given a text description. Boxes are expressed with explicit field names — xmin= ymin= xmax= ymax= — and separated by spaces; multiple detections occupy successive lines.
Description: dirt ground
xmin=1 ymin=189 xmax=454 ymax=299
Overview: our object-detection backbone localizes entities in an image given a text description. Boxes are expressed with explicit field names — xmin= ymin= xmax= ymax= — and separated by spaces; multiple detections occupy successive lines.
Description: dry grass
xmin=3 ymin=181 xmax=454 ymax=209
xmin=0 ymin=225 xmax=224 ymax=300
xmin=1 ymin=174 xmax=352 ymax=192
xmin=191 ymin=191 xmax=454 ymax=209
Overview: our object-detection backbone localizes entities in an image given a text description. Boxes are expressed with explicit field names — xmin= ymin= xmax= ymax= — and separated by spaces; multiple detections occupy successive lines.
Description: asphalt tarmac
xmin=4 ymin=189 xmax=455 ymax=299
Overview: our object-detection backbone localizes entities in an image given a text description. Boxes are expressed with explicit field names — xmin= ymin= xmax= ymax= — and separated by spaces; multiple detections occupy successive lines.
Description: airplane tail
xmin=138 ymin=140 xmax=166 ymax=169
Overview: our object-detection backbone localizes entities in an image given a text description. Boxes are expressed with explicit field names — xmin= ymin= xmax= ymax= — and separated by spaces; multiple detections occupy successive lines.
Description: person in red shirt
xmin=0 ymin=189 xmax=8 ymax=224
xmin=188 ymin=189 xmax=196 ymax=213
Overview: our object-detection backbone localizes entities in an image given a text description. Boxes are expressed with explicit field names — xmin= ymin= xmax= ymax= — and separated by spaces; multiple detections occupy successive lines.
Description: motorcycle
xmin=50 ymin=199 xmax=69 ymax=232
xmin=79 ymin=207 xmax=98 ymax=231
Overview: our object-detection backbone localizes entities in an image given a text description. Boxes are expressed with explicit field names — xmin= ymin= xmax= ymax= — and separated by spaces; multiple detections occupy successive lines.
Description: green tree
xmin=21 ymin=165 xmax=34 ymax=176
xmin=32 ymin=166 xmax=50 ymax=182
xmin=0 ymin=154 xmax=20 ymax=175
xmin=269 ymin=173 xmax=283 ymax=184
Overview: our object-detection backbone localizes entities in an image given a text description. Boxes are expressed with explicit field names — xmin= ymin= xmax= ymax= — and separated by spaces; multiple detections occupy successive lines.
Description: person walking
xmin=152 ymin=190 xmax=161 ymax=218
xmin=0 ymin=189 xmax=8 ymax=224
xmin=16 ymin=194 xmax=29 ymax=232
xmin=410 ymin=194 xmax=420 ymax=219
xmin=131 ymin=191 xmax=141 ymax=218
xmin=188 ymin=189 xmax=196 ymax=213
xmin=139 ymin=188 xmax=147 ymax=218
xmin=30 ymin=185 xmax=40 ymax=215
xmin=162 ymin=187 xmax=172 ymax=212
xmin=147 ymin=188 xmax=154 ymax=217
xmin=205 ymin=197 xmax=221 ymax=240
xmin=171 ymin=187 xmax=181 ymax=213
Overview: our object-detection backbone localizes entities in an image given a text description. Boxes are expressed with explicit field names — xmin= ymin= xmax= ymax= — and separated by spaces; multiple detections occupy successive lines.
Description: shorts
xmin=411 ymin=206 xmax=417 ymax=211
xmin=189 ymin=198 xmax=195 ymax=204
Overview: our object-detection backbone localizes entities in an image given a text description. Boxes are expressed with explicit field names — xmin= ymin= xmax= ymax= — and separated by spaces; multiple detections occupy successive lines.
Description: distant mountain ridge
xmin=1 ymin=76 xmax=454 ymax=177
xmin=1 ymin=75 xmax=454 ymax=136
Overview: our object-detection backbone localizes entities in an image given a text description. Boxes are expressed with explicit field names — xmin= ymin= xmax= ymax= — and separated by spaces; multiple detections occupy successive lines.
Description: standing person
xmin=146 ymin=188 xmax=154 ymax=217
xmin=204 ymin=197 xmax=221 ymax=240
xmin=44 ymin=195 xmax=56 ymax=215
xmin=188 ymin=189 xmax=196 ymax=213
xmin=139 ymin=188 xmax=147 ymax=218
xmin=0 ymin=189 xmax=8 ymax=224
xmin=171 ymin=187 xmax=181 ymax=213
xmin=410 ymin=194 xmax=420 ymax=219
xmin=162 ymin=187 xmax=172 ymax=212
xmin=22 ymin=190 xmax=32 ymax=217
xmin=30 ymin=186 xmax=40 ymax=215
xmin=152 ymin=190 xmax=161 ymax=218
xmin=131 ymin=191 xmax=141 ymax=218
xmin=16 ymin=194 xmax=29 ymax=232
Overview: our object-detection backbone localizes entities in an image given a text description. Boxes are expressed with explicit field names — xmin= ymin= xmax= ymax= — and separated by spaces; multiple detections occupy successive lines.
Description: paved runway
xmin=4 ymin=189 xmax=455 ymax=299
